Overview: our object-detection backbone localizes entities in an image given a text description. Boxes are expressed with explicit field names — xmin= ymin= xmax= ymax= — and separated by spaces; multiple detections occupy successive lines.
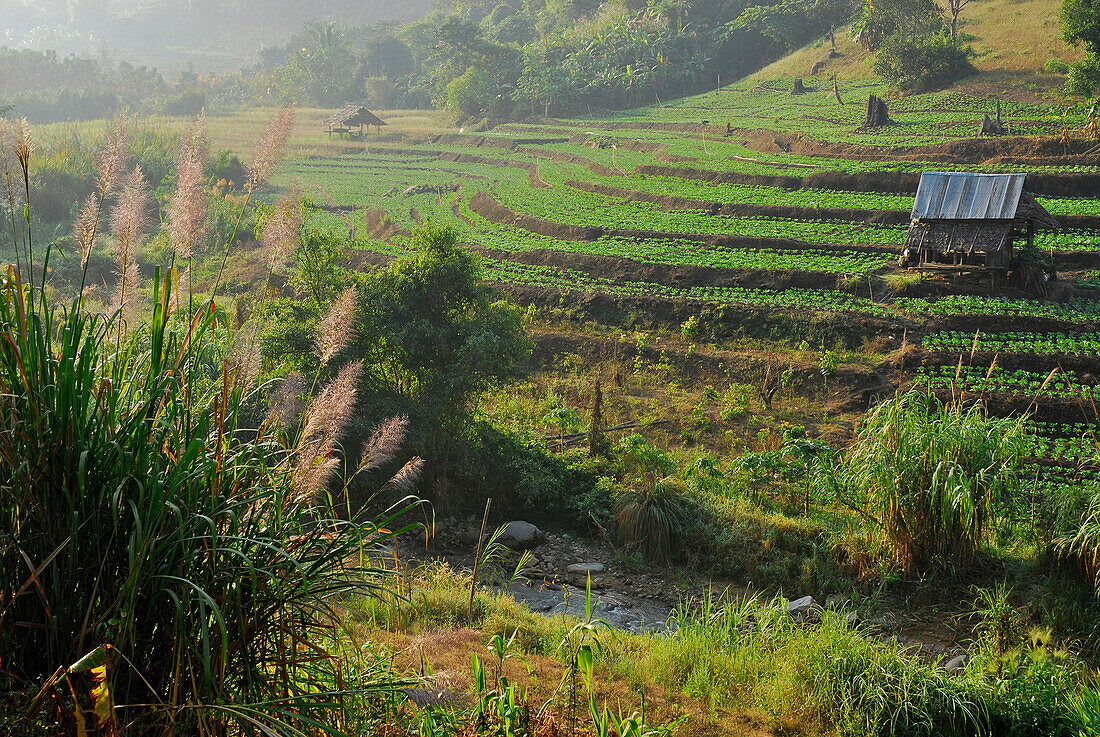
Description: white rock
xmin=785 ymin=595 xmax=817 ymax=615
xmin=567 ymin=563 xmax=605 ymax=574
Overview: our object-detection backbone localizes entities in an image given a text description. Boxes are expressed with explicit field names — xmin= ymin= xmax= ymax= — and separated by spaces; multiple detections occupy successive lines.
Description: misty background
xmin=1 ymin=0 xmax=433 ymax=72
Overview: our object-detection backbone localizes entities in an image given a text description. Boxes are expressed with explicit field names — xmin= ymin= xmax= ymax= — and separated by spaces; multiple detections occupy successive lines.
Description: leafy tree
xmin=446 ymin=66 xmax=500 ymax=118
xmin=357 ymin=222 xmax=531 ymax=501
xmin=852 ymin=0 xmax=943 ymax=50
xmin=361 ymin=35 xmax=416 ymax=79
xmin=1062 ymin=0 xmax=1100 ymax=96
xmin=732 ymin=0 xmax=859 ymax=53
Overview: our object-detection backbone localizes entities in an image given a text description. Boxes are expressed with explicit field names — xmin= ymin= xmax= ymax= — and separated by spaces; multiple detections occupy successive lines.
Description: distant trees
xmin=732 ymin=0 xmax=860 ymax=54
xmin=0 ymin=48 xmax=165 ymax=122
xmin=1061 ymin=0 xmax=1100 ymax=97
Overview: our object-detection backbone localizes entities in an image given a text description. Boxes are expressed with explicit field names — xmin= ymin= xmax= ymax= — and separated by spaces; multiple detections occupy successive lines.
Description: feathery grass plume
xmin=295 ymin=360 xmax=365 ymax=497
xmin=13 ymin=118 xmax=32 ymax=181
xmin=386 ymin=457 xmax=426 ymax=494
xmin=316 ymin=286 xmax=358 ymax=365
xmin=1 ymin=118 xmax=22 ymax=212
xmin=1 ymin=119 xmax=22 ymax=268
xmin=109 ymin=166 xmax=151 ymax=320
xmin=248 ymin=104 xmax=295 ymax=190
xmin=96 ymin=115 xmax=129 ymax=195
xmin=267 ymin=371 xmax=306 ymax=427
xmin=359 ymin=415 xmax=410 ymax=472
xmin=74 ymin=194 xmax=99 ymax=269
xmin=228 ymin=322 xmax=263 ymax=391
xmin=167 ymin=113 xmax=208 ymax=260
xmin=261 ymin=191 xmax=302 ymax=273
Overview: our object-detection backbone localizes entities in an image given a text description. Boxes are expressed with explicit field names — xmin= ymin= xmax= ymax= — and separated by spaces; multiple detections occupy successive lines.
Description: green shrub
xmin=873 ymin=30 xmax=975 ymax=91
xmin=1066 ymin=56 xmax=1100 ymax=98
xmin=1044 ymin=58 xmax=1071 ymax=74
xmin=614 ymin=477 xmax=688 ymax=564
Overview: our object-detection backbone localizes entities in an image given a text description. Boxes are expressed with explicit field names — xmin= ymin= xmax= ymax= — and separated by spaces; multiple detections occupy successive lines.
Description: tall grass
xmin=833 ymin=391 xmax=1029 ymax=573
xmin=0 ymin=114 xmax=420 ymax=734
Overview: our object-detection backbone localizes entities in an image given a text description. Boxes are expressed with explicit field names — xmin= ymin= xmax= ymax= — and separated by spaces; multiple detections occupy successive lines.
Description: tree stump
xmin=979 ymin=114 xmax=1006 ymax=136
xmin=811 ymin=60 xmax=826 ymax=75
xmin=792 ymin=78 xmax=806 ymax=95
xmin=862 ymin=95 xmax=891 ymax=128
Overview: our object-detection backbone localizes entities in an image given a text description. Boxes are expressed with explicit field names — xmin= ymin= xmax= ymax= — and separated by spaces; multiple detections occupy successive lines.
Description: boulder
xmin=786 ymin=595 xmax=817 ymax=616
xmin=567 ymin=563 xmax=606 ymax=574
xmin=499 ymin=521 xmax=544 ymax=550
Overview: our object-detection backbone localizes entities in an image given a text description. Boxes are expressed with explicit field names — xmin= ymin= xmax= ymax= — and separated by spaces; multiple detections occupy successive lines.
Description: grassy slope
xmin=749 ymin=0 xmax=1084 ymax=100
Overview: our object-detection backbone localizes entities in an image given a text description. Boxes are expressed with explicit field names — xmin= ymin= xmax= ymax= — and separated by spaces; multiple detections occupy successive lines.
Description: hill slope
xmin=747 ymin=0 xmax=1083 ymax=100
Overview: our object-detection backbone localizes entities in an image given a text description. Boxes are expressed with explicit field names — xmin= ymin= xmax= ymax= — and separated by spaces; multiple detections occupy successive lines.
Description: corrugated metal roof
xmin=911 ymin=172 xmax=1026 ymax=221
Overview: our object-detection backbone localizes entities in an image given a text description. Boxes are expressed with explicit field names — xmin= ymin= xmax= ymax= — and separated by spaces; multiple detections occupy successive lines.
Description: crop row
xmin=897 ymin=295 xmax=1100 ymax=322
xmin=482 ymin=259 xmax=890 ymax=314
xmin=922 ymin=330 xmax=1100 ymax=356
xmin=1026 ymin=434 xmax=1100 ymax=463
xmin=915 ymin=365 xmax=1097 ymax=399
xmin=456 ymin=202 xmax=893 ymax=273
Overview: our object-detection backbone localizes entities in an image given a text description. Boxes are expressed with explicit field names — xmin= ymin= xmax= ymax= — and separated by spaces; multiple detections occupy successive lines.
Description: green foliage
xmin=1056 ymin=493 xmax=1100 ymax=591
xmin=1061 ymin=0 xmax=1100 ymax=57
xmin=615 ymin=476 xmax=688 ymax=564
xmin=460 ymin=422 xmax=605 ymax=525
xmin=853 ymin=0 xmax=943 ymax=50
xmin=446 ymin=66 xmax=500 ymax=119
xmin=1066 ymin=56 xmax=1100 ymax=98
xmin=873 ymin=29 xmax=975 ymax=91
xmin=358 ymin=222 xmax=531 ymax=500
xmin=834 ymin=392 xmax=1030 ymax=573
xmin=731 ymin=0 xmax=859 ymax=52
xmin=0 ymin=268 xmax=415 ymax=733
xmin=208 ymin=149 xmax=247 ymax=189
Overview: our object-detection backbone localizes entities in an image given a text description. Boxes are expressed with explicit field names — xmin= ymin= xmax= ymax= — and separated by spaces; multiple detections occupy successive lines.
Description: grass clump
xmin=0 ymin=112 xmax=419 ymax=735
xmin=832 ymin=391 xmax=1029 ymax=574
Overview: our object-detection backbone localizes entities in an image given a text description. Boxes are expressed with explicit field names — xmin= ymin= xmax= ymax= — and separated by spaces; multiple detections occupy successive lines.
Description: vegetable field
xmin=268 ymin=88 xmax=1100 ymax=492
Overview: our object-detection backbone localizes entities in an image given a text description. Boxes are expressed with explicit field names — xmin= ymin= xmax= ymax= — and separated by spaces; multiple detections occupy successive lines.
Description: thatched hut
xmin=902 ymin=172 xmax=1058 ymax=273
xmin=323 ymin=106 xmax=387 ymax=137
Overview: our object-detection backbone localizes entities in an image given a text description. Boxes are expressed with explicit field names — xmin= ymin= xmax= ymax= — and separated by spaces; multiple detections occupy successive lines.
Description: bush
xmin=1045 ymin=58 xmax=1071 ymax=74
xmin=208 ymin=149 xmax=248 ymax=190
xmin=874 ymin=30 xmax=974 ymax=91
xmin=614 ymin=477 xmax=688 ymax=564
xmin=459 ymin=422 xmax=604 ymax=525
xmin=1066 ymin=56 xmax=1100 ymax=97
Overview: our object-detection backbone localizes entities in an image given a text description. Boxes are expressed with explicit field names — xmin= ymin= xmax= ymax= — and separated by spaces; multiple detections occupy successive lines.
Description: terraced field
xmin=272 ymin=88 xmax=1100 ymax=492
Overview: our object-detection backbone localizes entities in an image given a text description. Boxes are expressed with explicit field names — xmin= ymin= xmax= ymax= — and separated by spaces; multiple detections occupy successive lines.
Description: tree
xmin=853 ymin=0 xmax=943 ymax=50
xmin=942 ymin=0 xmax=974 ymax=40
xmin=357 ymin=222 xmax=531 ymax=501
xmin=445 ymin=66 xmax=498 ymax=118
xmin=1062 ymin=0 xmax=1100 ymax=96
xmin=361 ymin=35 xmax=415 ymax=79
